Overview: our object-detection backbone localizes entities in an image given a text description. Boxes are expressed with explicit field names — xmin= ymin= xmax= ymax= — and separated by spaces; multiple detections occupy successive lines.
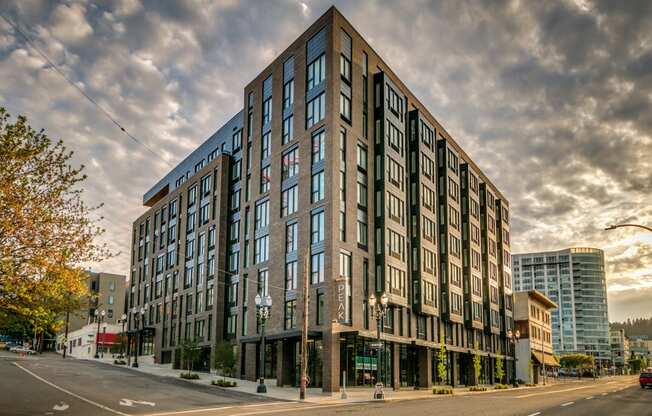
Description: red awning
xmin=97 ymin=333 xmax=119 ymax=344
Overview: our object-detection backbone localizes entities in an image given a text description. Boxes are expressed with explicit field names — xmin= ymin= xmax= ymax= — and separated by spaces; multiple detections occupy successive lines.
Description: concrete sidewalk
xmin=80 ymin=354 xmax=583 ymax=404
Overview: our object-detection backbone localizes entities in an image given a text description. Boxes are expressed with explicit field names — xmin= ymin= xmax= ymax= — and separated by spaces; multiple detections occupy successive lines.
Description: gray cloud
xmin=0 ymin=0 xmax=650 ymax=318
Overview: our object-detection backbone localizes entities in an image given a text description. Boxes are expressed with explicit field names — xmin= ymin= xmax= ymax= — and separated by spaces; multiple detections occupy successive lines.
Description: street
xmin=0 ymin=352 xmax=649 ymax=416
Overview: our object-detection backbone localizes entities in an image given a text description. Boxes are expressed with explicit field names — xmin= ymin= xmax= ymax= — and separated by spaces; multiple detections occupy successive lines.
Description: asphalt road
xmin=0 ymin=352 xmax=648 ymax=416
xmin=0 ymin=352 xmax=270 ymax=416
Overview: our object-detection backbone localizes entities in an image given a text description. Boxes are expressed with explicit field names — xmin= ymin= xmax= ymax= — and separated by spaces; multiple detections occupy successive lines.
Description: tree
xmin=213 ymin=342 xmax=236 ymax=381
xmin=437 ymin=344 xmax=448 ymax=385
xmin=180 ymin=338 xmax=200 ymax=375
xmin=0 ymin=108 xmax=111 ymax=337
xmin=560 ymin=354 xmax=594 ymax=378
xmin=495 ymin=357 xmax=504 ymax=384
xmin=473 ymin=352 xmax=482 ymax=386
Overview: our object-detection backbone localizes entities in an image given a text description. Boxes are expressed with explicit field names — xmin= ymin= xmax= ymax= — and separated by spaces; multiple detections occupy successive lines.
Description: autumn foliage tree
xmin=0 ymin=107 xmax=111 ymax=344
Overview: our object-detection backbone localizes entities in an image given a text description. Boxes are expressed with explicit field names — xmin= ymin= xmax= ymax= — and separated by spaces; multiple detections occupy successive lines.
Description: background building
xmin=514 ymin=290 xmax=559 ymax=384
xmin=62 ymin=271 xmax=125 ymax=334
xmin=629 ymin=335 xmax=651 ymax=370
xmin=128 ymin=7 xmax=513 ymax=392
xmin=56 ymin=323 xmax=122 ymax=359
xmin=609 ymin=328 xmax=629 ymax=374
xmin=512 ymin=248 xmax=611 ymax=369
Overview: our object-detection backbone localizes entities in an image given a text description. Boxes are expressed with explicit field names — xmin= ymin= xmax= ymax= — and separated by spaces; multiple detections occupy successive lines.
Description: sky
xmin=0 ymin=0 xmax=651 ymax=322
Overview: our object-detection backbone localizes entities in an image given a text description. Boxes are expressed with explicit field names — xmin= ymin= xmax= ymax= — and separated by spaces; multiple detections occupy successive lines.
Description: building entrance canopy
xmin=531 ymin=351 xmax=560 ymax=367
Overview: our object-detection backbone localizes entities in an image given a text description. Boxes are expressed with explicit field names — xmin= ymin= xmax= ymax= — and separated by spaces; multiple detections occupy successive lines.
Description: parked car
xmin=640 ymin=371 xmax=652 ymax=389
xmin=10 ymin=346 xmax=35 ymax=355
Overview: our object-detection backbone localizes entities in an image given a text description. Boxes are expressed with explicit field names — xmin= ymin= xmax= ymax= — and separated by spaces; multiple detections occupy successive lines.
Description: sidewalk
xmin=82 ymin=355 xmax=575 ymax=404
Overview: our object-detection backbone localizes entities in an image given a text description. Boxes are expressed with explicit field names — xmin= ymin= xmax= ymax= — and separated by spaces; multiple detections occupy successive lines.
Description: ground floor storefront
xmin=237 ymin=332 xmax=512 ymax=392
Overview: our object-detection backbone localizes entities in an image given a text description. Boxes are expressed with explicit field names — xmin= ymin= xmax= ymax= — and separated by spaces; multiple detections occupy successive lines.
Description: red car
xmin=640 ymin=372 xmax=652 ymax=388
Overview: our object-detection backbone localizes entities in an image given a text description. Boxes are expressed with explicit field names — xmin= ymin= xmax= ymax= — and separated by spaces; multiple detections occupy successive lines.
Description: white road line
xmin=145 ymin=403 xmax=352 ymax=416
xmin=515 ymin=385 xmax=592 ymax=398
xmin=601 ymin=392 xmax=608 ymax=396
xmin=143 ymin=402 xmax=290 ymax=416
xmin=585 ymin=396 xmax=594 ymax=400
xmin=527 ymin=412 xmax=541 ymax=416
xmin=561 ymin=402 xmax=574 ymax=407
xmin=13 ymin=362 xmax=130 ymax=416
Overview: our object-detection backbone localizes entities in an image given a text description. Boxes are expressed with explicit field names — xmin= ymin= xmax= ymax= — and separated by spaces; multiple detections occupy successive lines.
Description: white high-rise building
xmin=512 ymin=248 xmax=611 ymax=368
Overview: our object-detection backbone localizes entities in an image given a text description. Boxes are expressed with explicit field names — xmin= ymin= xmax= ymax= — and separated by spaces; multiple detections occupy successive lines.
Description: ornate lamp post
xmin=132 ymin=306 xmax=146 ymax=368
xmin=368 ymin=292 xmax=389 ymax=399
xmin=507 ymin=329 xmax=520 ymax=388
xmin=255 ymin=293 xmax=272 ymax=393
xmin=94 ymin=309 xmax=105 ymax=359
xmin=119 ymin=313 xmax=127 ymax=358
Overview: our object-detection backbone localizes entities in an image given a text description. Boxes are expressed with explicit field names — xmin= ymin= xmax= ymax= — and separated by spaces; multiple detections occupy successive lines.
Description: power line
xmin=0 ymin=12 xmax=173 ymax=167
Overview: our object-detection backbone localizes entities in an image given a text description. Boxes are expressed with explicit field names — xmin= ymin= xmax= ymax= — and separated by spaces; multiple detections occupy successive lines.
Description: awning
xmin=531 ymin=351 xmax=560 ymax=367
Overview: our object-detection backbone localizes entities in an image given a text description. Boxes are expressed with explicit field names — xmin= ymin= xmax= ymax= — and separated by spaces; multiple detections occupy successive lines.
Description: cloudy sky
xmin=1 ymin=0 xmax=651 ymax=322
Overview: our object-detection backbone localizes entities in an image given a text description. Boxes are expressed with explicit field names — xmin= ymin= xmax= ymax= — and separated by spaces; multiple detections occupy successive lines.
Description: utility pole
xmin=62 ymin=310 xmax=70 ymax=359
xmin=300 ymin=255 xmax=309 ymax=401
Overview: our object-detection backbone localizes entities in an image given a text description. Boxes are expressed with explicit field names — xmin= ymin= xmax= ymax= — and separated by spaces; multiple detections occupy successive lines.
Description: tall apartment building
xmin=65 ymin=271 xmax=126 ymax=333
xmin=512 ymin=248 xmax=611 ymax=368
xmin=127 ymin=7 xmax=513 ymax=392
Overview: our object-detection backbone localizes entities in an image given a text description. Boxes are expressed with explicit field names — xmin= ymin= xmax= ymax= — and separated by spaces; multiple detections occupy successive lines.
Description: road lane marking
xmin=53 ymin=401 xmax=69 ymax=411
xmin=515 ymin=385 xmax=592 ymax=398
xmin=601 ymin=392 xmax=608 ymax=396
xmin=120 ymin=398 xmax=156 ymax=407
xmin=143 ymin=402 xmax=289 ymax=416
xmin=144 ymin=403 xmax=351 ymax=416
xmin=527 ymin=413 xmax=541 ymax=416
xmin=13 ymin=362 xmax=130 ymax=416
xmin=585 ymin=396 xmax=594 ymax=400
xmin=561 ymin=402 xmax=574 ymax=407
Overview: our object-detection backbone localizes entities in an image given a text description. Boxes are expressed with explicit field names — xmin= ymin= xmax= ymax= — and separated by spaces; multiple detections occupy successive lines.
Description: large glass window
xmin=262 ymin=97 xmax=272 ymax=125
xmin=285 ymin=261 xmax=298 ymax=291
xmin=311 ymin=171 xmax=324 ymax=203
xmin=312 ymin=130 xmax=325 ymax=164
xmin=307 ymin=54 xmax=325 ymax=91
xmin=306 ymin=93 xmax=325 ymax=128
xmin=282 ymin=115 xmax=294 ymax=145
xmin=254 ymin=235 xmax=269 ymax=264
xmin=311 ymin=211 xmax=324 ymax=243
xmin=255 ymin=199 xmax=269 ymax=230
xmin=283 ymin=79 xmax=294 ymax=109
xmin=311 ymin=252 xmax=324 ymax=284
xmin=286 ymin=222 xmax=298 ymax=253
xmin=281 ymin=185 xmax=298 ymax=216
xmin=260 ymin=165 xmax=271 ymax=193
xmin=282 ymin=147 xmax=299 ymax=180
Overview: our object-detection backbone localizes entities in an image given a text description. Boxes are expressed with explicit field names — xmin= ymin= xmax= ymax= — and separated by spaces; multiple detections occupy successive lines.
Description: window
xmin=357 ymin=218 xmax=368 ymax=246
xmin=284 ymin=300 xmax=296 ymax=329
xmin=199 ymin=203 xmax=210 ymax=224
xmin=317 ymin=292 xmax=325 ymax=325
xmin=340 ymin=54 xmax=351 ymax=82
xmin=257 ymin=269 xmax=269 ymax=296
xmin=260 ymin=165 xmax=270 ymax=193
xmin=357 ymin=180 xmax=367 ymax=208
xmin=281 ymin=185 xmax=298 ymax=216
xmin=186 ymin=212 xmax=195 ymax=233
xmin=306 ymin=93 xmax=325 ymax=128
xmin=422 ymin=248 xmax=436 ymax=274
xmin=254 ymin=235 xmax=269 ymax=264
xmin=312 ymin=130 xmax=325 ymax=164
xmin=357 ymin=144 xmax=367 ymax=171
xmin=286 ymin=222 xmax=298 ymax=253
xmin=448 ymin=178 xmax=459 ymax=202
xmin=422 ymin=216 xmax=436 ymax=242
xmin=188 ymin=186 xmax=197 ymax=207
xmin=184 ymin=264 xmax=193 ymax=287
xmin=232 ymin=129 xmax=242 ymax=151
xmin=311 ymin=210 xmax=324 ymax=243
xmin=386 ymin=120 xmax=404 ymax=154
xmin=340 ymin=93 xmax=351 ymax=121
xmin=449 ymin=206 xmax=459 ymax=230
xmin=201 ymin=175 xmax=211 ymax=196
xmin=447 ymin=148 xmax=459 ymax=174
xmin=421 ymin=154 xmax=435 ymax=179
xmin=261 ymin=132 xmax=271 ymax=160
xmin=387 ymin=156 xmax=404 ymax=190
xmin=185 ymin=237 xmax=194 ymax=259
xmin=386 ymin=84 xmax=403 ymax=117
xmin=311 ymin=171 xmax=324 ymax=203
xmin=311 ymin=252 xmax=324 ymax=284
xmin=262 ymin=97 xmax=272 ymax=126
xmin=422 ymin=184 xmax=435 ymax=212
xmin=388 ymin=229 xmax=405 ymax=260
xmin=307 ymin=54 xmax=325 ymax=91
xmin=387 ymin=192 xmax=404 ymax=225
xmin=255 ymin=199 xmax=269 ymax=230
xmin=283 ymin=79 xmax=294 ymax=109
xmin=108 ymin=295 xmax=114 ymax=305
xmin=285 ymin=261 xmax=297 ymax=290
xmin=282 ymin=115 xmax=294 ymax=144
xmin=282 ymin=147 xmax=299 ymax=180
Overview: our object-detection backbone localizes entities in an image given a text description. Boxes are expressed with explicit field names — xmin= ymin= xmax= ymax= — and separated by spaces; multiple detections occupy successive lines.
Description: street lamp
xmin=119 ymin=313 xmax=127 ymax=358
xmin=507 ymin=329 xmax=520 ymax=388
xmin=94 ymin=309 xmax=105 ymax=359
xmin=605 ymin=224 xmax=652 ymax=232
xmin=254 ymin=293 xmax=272 ymax=393
xmin=369 ymin=292 xmax=388 ymax=399
xmin=132 ymin=305 xmax=146 ymax=368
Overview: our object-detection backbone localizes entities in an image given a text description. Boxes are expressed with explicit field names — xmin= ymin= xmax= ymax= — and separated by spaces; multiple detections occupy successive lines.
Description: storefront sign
xmin=335 ymin=277 xmax=350 ymax=324
xmin=355 ymin=356 xmax=377 ymax=370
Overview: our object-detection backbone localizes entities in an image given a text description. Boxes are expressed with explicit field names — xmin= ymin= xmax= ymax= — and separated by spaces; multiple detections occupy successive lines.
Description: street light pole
xmin=368 ymin=292 xmax=388 ymax=399
xmin=120 ymin=314 xmax=127 ymax=358
xmin=94 ymin=309 xmax=105 ymax=359
xmin=507 ymin=329 xmax=520 ymax=388
xmin=255 ymin=293 xmax=272 ymax=394
xmin=132 ymin=306 xmax=145 ymax=368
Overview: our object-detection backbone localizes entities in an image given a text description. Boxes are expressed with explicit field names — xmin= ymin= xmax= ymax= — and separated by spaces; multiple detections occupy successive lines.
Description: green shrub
xmin=433 ymin=387 xmax=453 ymax=395
xmin=180 ymin=372 xmax=200 ymax=380
xmin=494 ymin=384 xmax=509 ymax=390
xmin=211 ymin=379 xmax=237 ymax=387
xmin=468 ymin=386 xmax=487 ymax=392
